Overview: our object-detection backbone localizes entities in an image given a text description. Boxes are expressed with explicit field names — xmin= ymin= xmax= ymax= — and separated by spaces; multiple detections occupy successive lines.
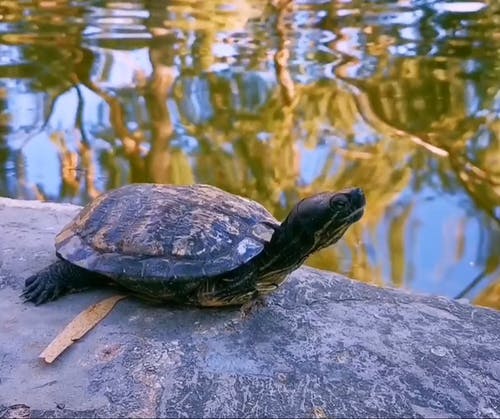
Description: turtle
xmin=22 ymin=183 xmax=365 ymax=307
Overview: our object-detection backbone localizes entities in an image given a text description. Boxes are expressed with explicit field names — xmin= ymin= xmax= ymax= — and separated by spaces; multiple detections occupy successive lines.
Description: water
xmin=0 ymin=0 xmax=499 ymax=308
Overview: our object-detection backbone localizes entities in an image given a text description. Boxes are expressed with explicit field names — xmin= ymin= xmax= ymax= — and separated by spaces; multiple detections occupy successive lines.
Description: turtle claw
xmin=22 ymin=280 xmax=58 ymax=305
xmin=21 ymin=262 xmax=67 ymax=305
xmin=21 ymin=273 xmax=48 ymax=304
xmin=21 ymin=260 xmax=102 ymax=305
xmin=24 ymin=274 xmax=37 ymax=288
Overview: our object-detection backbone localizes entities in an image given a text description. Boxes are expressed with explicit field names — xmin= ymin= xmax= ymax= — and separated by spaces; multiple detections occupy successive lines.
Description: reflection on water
xmin=0 ymin=0 xmax=499 ymax=308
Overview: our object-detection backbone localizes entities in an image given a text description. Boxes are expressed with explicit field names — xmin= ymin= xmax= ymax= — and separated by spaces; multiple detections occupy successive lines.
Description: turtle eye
xmin=329 ymin=195 xmax=349 ymax=211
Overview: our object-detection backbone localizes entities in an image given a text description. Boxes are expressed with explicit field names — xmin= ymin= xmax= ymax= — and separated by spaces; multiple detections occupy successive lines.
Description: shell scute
xmin=55 ymin=184 xmax=278 ymax=281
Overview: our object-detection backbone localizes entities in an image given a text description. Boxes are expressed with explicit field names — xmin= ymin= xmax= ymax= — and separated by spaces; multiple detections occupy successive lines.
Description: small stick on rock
xmin=39 ymin=294 xmax=128 ymax=363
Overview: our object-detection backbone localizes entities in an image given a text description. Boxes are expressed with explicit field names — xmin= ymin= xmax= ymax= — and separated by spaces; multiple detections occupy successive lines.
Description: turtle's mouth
xmin=342 ymin=187 xmax=365 ymax=224
xmin=346 ymin=205 xmax=365 ymax=223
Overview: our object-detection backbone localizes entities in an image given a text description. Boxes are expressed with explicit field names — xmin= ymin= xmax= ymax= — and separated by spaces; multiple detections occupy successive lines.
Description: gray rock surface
xmin=0 ymin=196 xmax=499 ymax=418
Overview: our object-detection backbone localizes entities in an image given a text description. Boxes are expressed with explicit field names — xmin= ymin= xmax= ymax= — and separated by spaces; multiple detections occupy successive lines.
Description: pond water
xmin=0 ymin=0 xmax=499 ymax=308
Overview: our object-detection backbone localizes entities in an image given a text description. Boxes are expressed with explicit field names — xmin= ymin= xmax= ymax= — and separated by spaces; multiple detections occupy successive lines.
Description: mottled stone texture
xmin=0 ymin=197 xmax=499 ymax=418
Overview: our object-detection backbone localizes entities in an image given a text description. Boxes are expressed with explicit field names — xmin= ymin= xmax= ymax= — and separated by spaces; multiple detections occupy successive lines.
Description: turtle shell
xmin=55 ymin=184 xmax=278 ymax=282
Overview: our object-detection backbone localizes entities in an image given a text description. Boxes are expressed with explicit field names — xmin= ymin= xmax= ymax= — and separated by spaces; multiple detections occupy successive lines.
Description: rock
xmin=0 ymin=197 xmax=499 ymax=418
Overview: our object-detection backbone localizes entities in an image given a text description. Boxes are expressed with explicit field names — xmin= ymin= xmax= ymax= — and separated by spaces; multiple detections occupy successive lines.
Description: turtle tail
xmin=21 ymin=260 xmax=103 ymax=305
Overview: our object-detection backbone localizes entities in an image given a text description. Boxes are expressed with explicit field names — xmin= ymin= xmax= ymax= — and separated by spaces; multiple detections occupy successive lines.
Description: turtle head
xmin=281 ymin=187 xmax=365 ymax=254
xmin=253 ymin=188 xmax=365 ymax=286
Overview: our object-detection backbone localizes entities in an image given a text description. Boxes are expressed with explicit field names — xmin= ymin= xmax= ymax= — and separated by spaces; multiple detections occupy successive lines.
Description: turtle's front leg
xmin=21 ymin=260 xmax=104 ymax=305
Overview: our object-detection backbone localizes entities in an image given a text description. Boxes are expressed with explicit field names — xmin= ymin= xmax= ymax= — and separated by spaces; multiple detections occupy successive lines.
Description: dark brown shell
xmin=55 ymin=184 xmax=278 ymax=281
